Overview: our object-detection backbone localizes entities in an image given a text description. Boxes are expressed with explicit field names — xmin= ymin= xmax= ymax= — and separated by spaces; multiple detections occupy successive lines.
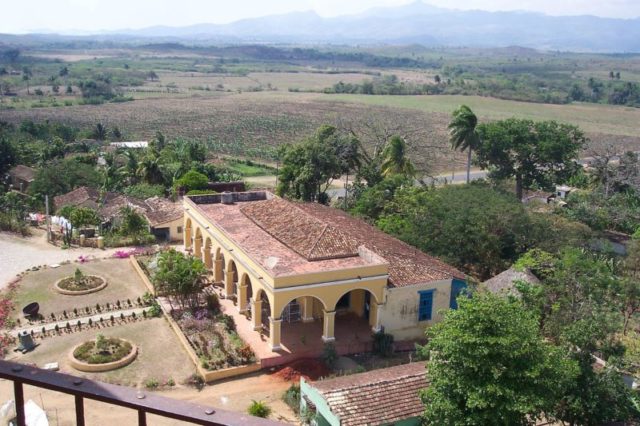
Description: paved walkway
xmin=10 ymin=307 xmax=151 ymax=337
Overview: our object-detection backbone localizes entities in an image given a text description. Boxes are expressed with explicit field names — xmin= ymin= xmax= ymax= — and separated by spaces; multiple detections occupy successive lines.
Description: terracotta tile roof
xmin=194 ymin=194 xmax=464 ymax=286
xmin=8 ymin=165 xmax=36 ymax=182
xmin=53 ymin=186 xmax=102 ymax=210
xmin=310 ymin=362 xmax=427 ymax=426
xmin=240 ymin=198 xmax=360 ymax=261
xmin=143 ymin=197 xmax=183 ymax=226
xmin=294 ymin=201 xmax=465 ymax=286
xmin=53 ymin=187 xmax=181 ymax=227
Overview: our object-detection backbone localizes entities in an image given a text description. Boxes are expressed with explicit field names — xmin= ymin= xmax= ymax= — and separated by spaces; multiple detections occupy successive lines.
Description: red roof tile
xmin=310 ymin=362 xmax=428 ymax=426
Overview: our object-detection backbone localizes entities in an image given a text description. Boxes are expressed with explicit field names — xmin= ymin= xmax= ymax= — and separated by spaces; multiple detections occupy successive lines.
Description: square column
xmin=224 ymin=270 xmax=235 ymax=298
xmin=214 ymin=259 xmax=223 ymax=283
xmin=370 ymin=303 xmax=383 ymax=333
xmin=204 ymin=250 xmax=213 ymax=269
xmin=300 ymin=296 xmax=314 ymax=323
xmin=322 ymin=310 xmax=336 ymax=342
xmin=269 ymin=317 xmax=282 ymax=351
xmin=252 ymin=299 xmax=263 ymax=331
xmin=238 ymin=284 xmax=248 ymax=313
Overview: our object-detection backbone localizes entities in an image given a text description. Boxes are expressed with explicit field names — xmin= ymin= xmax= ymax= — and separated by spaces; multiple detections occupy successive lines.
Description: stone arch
xmin=277 ymin=294 xmax=328 ymax=320
xmin=227 ymin=258 xmax=238 ymax=296
xmin=194 ymin=227 xmax=203 ymax=260
xmin=184 ymin=218 xmax=192 ymax=249
xmin=203 ymin=237 xmax=213 ymax=269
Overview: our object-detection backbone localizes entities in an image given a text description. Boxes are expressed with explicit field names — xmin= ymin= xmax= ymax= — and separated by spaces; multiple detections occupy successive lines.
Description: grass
xmin=222 ymin=159 xmax=276 ymax=177
xmin=4 ymin=317 xmax=196 ymax=386
xmin=9 ymin=259 xmax=148 ymax=323
xmin=320 ymin=93 xmax=640 ymax=138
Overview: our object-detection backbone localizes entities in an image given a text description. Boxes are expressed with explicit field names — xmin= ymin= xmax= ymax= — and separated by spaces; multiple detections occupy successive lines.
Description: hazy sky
xmin=3 ymin=0 xmax=640 ymax=33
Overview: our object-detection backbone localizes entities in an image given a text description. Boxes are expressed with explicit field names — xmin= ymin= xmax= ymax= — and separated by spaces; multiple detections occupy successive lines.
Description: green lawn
xmin=222 ymin=159 xmax=276 ymax=177
xmin=320 ymin=93 xmax=640 ymax=137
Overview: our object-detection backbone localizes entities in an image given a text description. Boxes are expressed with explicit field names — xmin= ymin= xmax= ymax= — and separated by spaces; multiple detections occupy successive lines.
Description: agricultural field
xmin=4 ymin=43 xmax=640 ymax=174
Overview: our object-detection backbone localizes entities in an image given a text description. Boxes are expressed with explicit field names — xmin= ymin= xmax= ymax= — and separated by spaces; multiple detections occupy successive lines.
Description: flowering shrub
xmin=78 ymin=255 xmax=89 ymax=263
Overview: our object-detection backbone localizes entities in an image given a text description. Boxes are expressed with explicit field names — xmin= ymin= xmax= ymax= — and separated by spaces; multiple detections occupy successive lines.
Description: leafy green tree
xmin=153 ymin=249 xmax=206 ymax=310
xmin=175 ymin=169 xmax=208 ymax=192
xmin=29 ymin=158 xmax=101 ymax=201
xmin=0 ymin=137 xmax=17 ymax=176
xmin=118 ymin=206 xmax=148 ymax=238
xmin=138 ymin=154 xmax=164 ymax=185
xmin=476 ymin=119 xmax=585 ymax=200
xmin=420 ymin=291 xmax=577 ymax=426
xmin=449 ymin=105 xmax=481 ymax=183
xmin=69 ymin=207 xmax=100 ymax=228
xmin=276 ymin=126 xmax=344 ymax=203
xmin=380 ymin=136 xmax=415 ymax=178
xmin=377 ymin=184 xmax=536 ymax=279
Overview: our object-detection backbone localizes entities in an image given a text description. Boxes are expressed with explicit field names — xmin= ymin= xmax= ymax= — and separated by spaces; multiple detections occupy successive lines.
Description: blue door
xmin=449 ymin=279 xmax=467 ymax=310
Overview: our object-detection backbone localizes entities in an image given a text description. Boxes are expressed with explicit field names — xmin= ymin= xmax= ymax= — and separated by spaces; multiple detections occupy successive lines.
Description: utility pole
xmin=343 ymin=173 xmax=349 ymax=210
xmin=45 ymin=194 xmax=51 ymax=242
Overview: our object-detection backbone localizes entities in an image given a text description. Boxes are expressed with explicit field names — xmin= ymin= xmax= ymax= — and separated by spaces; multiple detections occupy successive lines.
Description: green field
xmin=321 ymin=94 xmax=640 ymax=137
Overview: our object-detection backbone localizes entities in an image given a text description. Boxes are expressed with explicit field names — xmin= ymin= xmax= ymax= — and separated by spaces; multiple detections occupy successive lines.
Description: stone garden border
xmin=54 ymin=275 xmax=108 ymax=296
xmin=68 ymin=339 xmax=138 ymax=372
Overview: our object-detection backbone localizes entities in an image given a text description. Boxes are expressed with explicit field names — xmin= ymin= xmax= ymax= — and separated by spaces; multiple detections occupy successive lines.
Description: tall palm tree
xmin=380 ymin=136 xmax=416 ymax=178
xmin=449 ymin=105 xmax=481 ymax=184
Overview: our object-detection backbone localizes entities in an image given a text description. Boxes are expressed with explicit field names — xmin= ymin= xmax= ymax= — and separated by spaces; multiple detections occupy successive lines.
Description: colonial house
xmin=300 ymin=362 xmax=427 ymax=426
xmin=183 ymin=191 xmax=466 ymax=352
xmin=54 ymin=187 xmax=183 ymax=242
xmin=6 ymin=165 xmax=36 ymax=193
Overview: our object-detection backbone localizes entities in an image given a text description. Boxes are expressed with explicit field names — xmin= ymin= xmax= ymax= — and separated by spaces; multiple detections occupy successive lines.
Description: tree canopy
xmin=476 ymin=119 xmax=585 ymax=200
xmin=421 ymin=291 xmax=577 ymax=426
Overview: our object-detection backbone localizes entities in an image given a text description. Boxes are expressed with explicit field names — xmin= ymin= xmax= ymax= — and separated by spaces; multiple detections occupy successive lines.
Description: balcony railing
xmin=0 ymin=360 xmax=285 ymax=426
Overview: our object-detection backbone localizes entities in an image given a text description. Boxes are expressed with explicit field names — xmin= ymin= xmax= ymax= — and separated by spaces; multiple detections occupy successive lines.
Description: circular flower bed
xmin=69 ymin=336 xmax=137 ymax=372
xmin=54 ymin=271 xmax=107 ymax=295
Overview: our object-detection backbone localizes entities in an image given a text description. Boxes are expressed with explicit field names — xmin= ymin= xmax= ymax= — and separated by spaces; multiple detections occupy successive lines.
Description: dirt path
xmin=0 ymin=229 xmax=143 ymax=290
xmin=0 ymin=371 xmax=298 ymax=425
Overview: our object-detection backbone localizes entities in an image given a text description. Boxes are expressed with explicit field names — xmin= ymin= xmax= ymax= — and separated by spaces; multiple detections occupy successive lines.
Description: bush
xmin=372 ymin=331 xmax=394 ymax=358
xmin=282 ymin=384 xmax=301 ymax=415
xmin=124 ymin=183 xmax=166 ymax=199
xmin=144 ymin=378 xmax=159 ymax=390
xmin=175 ymin=169 xmax=209 ymax=192
xmin=206 ymin=293 xmax=220 ymax=314
xmin=247 ymin=400 xmax=272 ymax=418
xmin=186 ymin=189 xmax=217 ymax=196
xmin=185 ymin=373 xmax=205 ymax=390
xmin=322 ymin=342 xmax=338 ymax=368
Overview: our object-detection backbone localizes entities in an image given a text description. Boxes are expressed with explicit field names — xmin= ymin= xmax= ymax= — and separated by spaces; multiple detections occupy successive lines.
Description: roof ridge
xmin=306 ymin=222 xmax=330 ymax=259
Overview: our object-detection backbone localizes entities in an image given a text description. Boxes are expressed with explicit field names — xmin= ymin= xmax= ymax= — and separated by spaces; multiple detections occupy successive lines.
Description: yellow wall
xmin=184 ymin=198 xmax=388 ymax=320
xmin=379 ymin=280 xmax=453 ymax=340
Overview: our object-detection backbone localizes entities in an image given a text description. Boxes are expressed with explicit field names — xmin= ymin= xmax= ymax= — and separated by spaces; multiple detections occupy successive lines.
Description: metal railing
xmin=0 ymin=360 xmax=284 ymax=426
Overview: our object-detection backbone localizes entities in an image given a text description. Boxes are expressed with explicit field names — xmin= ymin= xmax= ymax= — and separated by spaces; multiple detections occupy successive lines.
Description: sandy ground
xmin=0 ymin=370 xmax=298 ymax=425
xmin=0 ymin=229 xmax=130 ymax=290
xmin=0 ymin=229 xmax=299 ymax=424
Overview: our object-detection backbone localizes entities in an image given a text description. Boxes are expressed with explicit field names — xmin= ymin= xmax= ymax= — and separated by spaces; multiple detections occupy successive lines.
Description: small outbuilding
xmin=300 ymin=362 xmax=427 ymax=426
xmin=7 ymin=165 xmax=36 ymax=193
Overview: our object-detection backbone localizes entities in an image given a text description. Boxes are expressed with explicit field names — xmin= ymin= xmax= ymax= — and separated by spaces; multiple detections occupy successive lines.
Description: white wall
xmin=379 ymin=279 xmax=453 ymax=340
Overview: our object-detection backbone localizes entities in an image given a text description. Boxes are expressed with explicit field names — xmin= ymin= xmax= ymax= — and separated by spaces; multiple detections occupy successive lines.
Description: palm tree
xmin=138 ymin=154 xmax=164 ymax=185
xmin=92 ymin=122 xmax=107 ymax=141
xmin=449 ymin=105 xmax=481 ymax=184
xmin=380 ymin=136 xmax=416 ymax=178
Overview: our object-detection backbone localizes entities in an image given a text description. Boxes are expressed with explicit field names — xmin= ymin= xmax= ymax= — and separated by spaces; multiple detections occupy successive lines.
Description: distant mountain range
xmin=14 ymin=2 xmax=640 ymax=52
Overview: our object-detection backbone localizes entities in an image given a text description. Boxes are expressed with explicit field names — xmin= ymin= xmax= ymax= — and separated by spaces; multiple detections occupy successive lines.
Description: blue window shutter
xmin=418 ymin=290 xmax=435 ymax=321
xmin=450 ymin=279 xmax=467 ymax=310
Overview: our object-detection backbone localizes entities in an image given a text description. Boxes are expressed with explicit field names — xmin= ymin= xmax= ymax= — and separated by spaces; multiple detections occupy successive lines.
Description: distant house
xmin=482 ymin=267 xmax=540 ymax=296
xmin=109 ymin=141 xmax=148 ymax=149
xmin=300 ymin=362 xmax=427 ymax=426
xmin=7 ymin=165 xmax=36 ymax=193
xmin=53 ymin=187 xmax=183 ymax=242
xmin=555 ymin=184 xmax=576 ymax=200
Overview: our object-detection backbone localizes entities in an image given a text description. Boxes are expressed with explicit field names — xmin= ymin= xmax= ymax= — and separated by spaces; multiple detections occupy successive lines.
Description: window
xmin=177 ymin=226 xmax=183 ymax=234
xmin=418 ymin=290 xmax=435 ymax=321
